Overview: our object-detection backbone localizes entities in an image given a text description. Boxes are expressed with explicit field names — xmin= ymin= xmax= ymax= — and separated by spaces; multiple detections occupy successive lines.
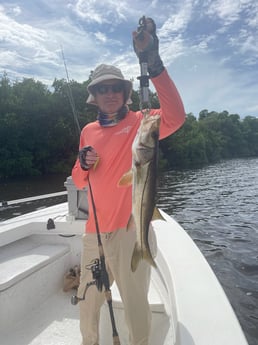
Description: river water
xmin=1 ymin=158 xmax=258 ymax=345
xmin=157 ymin=158 xmax=258 ymax=345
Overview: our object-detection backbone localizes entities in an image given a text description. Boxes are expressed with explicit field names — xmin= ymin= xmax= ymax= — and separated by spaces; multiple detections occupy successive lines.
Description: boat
xmin=0 ymin=177 xmax=249 ymax=345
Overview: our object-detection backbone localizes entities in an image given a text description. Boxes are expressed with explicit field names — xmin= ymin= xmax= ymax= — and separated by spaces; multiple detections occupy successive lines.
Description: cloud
xmin=0 ymin=4 xmax=106 ymax=83
xmin=207 ymin=0 xmax=247 ymax=25
xmin=94 ymin=32 xmax=107 ymax=43
xmin=0 ymin=5 xmax=57 ymax=81
xmin=168 ymin=48 xmax=258 ymax=117
xmin=71 ymin=0 xmax=127 ymax=24
xmin=0 ymin=0 xmax=257 ymax=117
xmin=0 ymin=6 xmax=47 ymax=47
xmin=12 ymin=5 xmax=21 ymax=16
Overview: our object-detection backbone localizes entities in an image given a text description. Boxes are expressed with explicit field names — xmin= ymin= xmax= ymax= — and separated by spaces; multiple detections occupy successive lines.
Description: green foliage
xmin=160 ymin=109 xmax=258 ymax=170
xmin=0 ymin=72 xmax=257 ymax=179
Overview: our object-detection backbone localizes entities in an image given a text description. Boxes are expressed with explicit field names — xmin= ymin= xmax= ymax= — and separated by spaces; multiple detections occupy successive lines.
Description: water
xmin=157 ymin=158 xmax=258 ymax=345
xmin=1 ymin=159 xmax=258 ymax=344
xmin=0 ymin=174 xmax=68 ymax=220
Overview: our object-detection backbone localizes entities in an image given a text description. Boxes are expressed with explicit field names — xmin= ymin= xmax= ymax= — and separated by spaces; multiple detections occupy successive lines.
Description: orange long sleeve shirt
xmin=72 ymin=69 xmax=185 ymax=233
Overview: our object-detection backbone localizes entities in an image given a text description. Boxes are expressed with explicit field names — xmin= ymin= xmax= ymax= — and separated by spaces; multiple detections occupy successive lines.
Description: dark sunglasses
xmin=95 ymin=83 xmax=124 ymax=95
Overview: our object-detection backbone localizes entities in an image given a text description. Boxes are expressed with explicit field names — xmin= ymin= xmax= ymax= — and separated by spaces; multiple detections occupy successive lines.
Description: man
xmin=72 ymin=18 xmax=185 ymax=345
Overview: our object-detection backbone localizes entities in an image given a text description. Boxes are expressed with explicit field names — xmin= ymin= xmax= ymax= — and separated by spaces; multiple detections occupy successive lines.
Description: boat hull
xmin=0 ymin=203 xmax=248 ymax=345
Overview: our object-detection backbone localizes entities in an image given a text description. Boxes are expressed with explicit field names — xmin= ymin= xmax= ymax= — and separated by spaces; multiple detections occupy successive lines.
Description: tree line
xmin=0 ymin=72 xmax=257 ymax=179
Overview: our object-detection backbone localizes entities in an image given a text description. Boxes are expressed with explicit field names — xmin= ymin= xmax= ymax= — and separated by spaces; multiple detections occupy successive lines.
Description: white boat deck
xmin=0 ymin=203 xmax=249 ymax=345
xmin=1 ymin=278 xmax=169 ymax=345
xmin=2 ymin=290 xmax=81 ymax=345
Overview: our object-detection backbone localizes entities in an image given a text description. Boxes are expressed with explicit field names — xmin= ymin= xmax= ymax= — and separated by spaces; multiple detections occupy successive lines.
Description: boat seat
xmin=0 ymin=237 xmax=69 ymax=291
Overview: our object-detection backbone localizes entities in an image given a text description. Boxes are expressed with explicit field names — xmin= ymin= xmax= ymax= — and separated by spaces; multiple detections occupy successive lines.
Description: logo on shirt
xmin=114 ymin=126 xmax=132 ymax=135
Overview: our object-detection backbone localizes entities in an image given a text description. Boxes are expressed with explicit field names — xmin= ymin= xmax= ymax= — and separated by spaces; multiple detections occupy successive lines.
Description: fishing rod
xmin=71 ymin=177 xmax=120 ymax=344
xmin=61 ymin=48 xmax=120 ymax=344
xmin=60 ymin=45 xmax=81 ymax=138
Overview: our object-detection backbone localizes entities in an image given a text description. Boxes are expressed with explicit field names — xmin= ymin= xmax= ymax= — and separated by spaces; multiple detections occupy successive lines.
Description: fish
xmin=119 ymin=112 xmax=165 ymax=272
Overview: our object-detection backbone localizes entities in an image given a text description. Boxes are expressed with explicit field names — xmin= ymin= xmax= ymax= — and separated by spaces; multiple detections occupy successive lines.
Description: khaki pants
xmin=78 ymin=227 xmax=155 ymax=345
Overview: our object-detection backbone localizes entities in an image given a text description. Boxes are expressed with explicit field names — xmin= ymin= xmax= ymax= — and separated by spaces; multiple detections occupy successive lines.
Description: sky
xmin=0 ymin=0 xmax=258 ymax=118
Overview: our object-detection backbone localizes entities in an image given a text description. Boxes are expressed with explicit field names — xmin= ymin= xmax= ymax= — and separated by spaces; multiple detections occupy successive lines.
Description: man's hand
xmin=133 ymin=17 xmax=164 ymax=78
xmin=79 ymin=146 xmax=99 ymax=171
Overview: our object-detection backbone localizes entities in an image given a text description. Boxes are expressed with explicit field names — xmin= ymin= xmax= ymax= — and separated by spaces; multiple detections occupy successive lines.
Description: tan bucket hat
xmin=87 ymin=64 xmax=133 ymax=105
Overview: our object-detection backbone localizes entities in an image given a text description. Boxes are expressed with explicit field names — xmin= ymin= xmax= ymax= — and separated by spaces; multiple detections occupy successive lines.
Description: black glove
xmin=78 ymin=146 xmax=93 ymax=171
xmin=133 ymin=17 xmax=164 ymax=78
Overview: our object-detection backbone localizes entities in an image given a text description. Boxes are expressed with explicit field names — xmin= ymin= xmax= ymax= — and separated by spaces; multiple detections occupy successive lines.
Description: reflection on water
xmin=0 ymin=173 xmax=68 ymax=200
xmin=0 ymin=174 xmax=68 ymax=220
xmin=1 ymin=159 xmax=258 ymax=344
xmin=157 ymin=158 xmax=258 ymax=345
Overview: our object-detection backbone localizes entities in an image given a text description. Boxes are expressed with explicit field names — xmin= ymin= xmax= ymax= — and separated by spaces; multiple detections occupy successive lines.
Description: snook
xmin=119 ymin=113 xmax=164 ymax=272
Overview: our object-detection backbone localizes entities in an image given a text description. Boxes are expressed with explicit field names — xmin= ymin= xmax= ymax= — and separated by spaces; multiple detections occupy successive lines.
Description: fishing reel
xmin=71 ymin=258 xmax=103 ymax=305
xmin=90 ymin=258 xmax=103 ymax=292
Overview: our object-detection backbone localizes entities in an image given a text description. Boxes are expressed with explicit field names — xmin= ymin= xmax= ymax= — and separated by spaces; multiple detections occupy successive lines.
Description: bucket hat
xmin=87 ymin=64 xmax=133 ymax=105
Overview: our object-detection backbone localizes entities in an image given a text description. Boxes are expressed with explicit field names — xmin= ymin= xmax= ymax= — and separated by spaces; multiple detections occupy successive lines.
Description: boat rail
xmin=0 ymin=191 xmax=67 ymax=207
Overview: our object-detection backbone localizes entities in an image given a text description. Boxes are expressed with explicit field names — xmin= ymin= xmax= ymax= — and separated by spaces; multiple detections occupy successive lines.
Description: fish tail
xmin=144 ymin=246 xmax=157 ymax=270
xmin=131 ymin=243 xmax=157 ymax=272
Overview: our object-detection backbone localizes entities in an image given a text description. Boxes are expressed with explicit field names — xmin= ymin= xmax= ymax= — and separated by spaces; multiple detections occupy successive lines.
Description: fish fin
xmin=131 ymin=243 xmax=157 ymax=272
xmin=93 ymin=157 xmax=100 ymax=170
xmin=131 ymin=243 xmax=142 ymax=272
xmin=152 ymin=207 xmax=166 ymax=221
xmin=118 ymin=170 xmax=133 ymax=187
xmin=144 ymin=249 xmax=157 ymax=269
xmin=127 ymin=214 xmax=135 ymax=231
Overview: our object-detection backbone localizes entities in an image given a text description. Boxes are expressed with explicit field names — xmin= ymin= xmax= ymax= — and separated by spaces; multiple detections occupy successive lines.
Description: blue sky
xmin=0 ymin=0 xmax=257 ymax=118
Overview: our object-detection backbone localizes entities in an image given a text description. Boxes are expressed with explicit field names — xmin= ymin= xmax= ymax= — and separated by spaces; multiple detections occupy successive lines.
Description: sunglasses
xmin=95 ymin=83 xmax=124 ymax=95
